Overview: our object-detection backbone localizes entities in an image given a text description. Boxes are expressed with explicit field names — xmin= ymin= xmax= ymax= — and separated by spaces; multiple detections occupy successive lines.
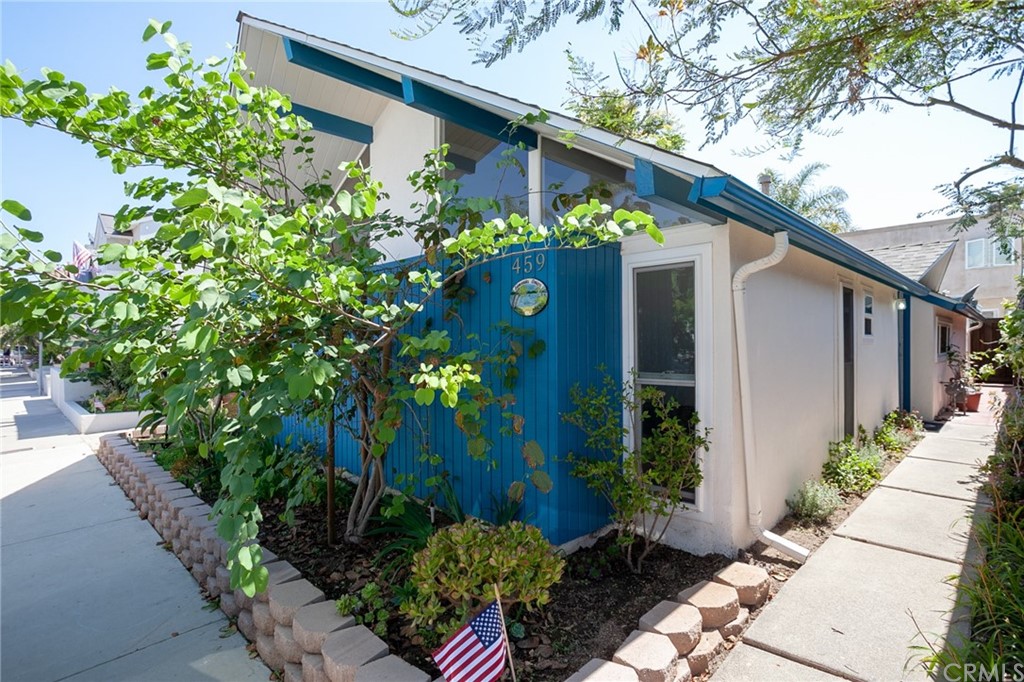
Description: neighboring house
xmin=237 ymin=14 xmax=981 ymax=560
xmin=90 ymin=213 xmax=159 ymax=277
xmin=843 ymin=218 xmax=1020 ymax=383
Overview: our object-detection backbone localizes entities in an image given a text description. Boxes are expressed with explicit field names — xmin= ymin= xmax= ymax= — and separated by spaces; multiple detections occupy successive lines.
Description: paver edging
xmin=96 ymin=432 xmax=432 ymax=682
xmin=570 ymin=562 xmax=771 ymax=681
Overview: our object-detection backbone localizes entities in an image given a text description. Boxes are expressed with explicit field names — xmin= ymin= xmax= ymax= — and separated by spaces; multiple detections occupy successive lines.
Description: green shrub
xmin=400 ymin=520 xmax=564 ymax=639
xmin=335 ymin=581 xmax=389 ymax=637
xmin=152 ymin=413 xmax=228 ymax=496
xmin=253 ymin=442 xmax=325 ymax=525
xmin=882 ymin=409 xmax=924 ymax=434
xmin=822 ymin=437 xmax=883 ymax=494
xmin=368 ymin=498 xmax=436 ymax=578
xmin=563 ymin=372 xmax=710 ymax=573
xmin=874 ymin=422 xmax=914 ymax=453
xmin=991 ymin=390 xmax=1024 ymax=508
xmin=787 ymin=480 xmax=843 ymax=524
xmin=919 ymin=497 xmax=1024 ymax=673
xmin=874 ymin=410 xmax=923 ymax=454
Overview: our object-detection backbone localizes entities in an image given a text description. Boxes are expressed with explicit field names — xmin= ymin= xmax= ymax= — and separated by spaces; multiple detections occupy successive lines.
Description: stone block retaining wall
xmin=97 ymin=432 xmax=768 ymax=682
xmin=96 ymin=433 xmax=431 ymax=682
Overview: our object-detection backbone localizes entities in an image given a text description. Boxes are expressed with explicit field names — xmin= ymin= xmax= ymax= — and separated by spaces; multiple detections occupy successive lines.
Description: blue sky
xmin=0 ymin=1 xmax=1013 ymax=259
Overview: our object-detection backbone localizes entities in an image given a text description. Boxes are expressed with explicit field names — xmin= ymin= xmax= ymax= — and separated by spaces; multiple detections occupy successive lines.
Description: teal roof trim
xmin=687 ymin=175 xmax=930 ymax=297
xmin=632 ymin=159 xmax=726 ymax=225
xmin=922 ymin=292 xmax=986 ymax=321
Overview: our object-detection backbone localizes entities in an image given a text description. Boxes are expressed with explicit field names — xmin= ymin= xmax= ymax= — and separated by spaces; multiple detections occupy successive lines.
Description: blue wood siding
xmin=277 ymin=244 xmax=622 ymax=545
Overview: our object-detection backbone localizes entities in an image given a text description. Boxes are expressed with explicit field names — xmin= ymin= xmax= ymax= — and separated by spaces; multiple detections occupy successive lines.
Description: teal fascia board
xmin=289 ymin=103 xmax=373 ymax=144
xmin=283 ymin=37 xmax=404 ymax=100
xmin=689 ymin=175 xmax=930 ymax=297
xmin=401 ymin=76 xmax=538 ymax=149
xmin=632 ymin=159 xmax=727 ymax=225
xmin=921 ymin=292 xmax=986 ymax=321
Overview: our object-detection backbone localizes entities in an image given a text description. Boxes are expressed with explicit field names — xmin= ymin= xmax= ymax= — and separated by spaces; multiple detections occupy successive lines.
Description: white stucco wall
xmin=909 ymin=302 xmax=968 ymax=419
xmin=620 ymin=221 xmax=905 ymax=557
xmin=368 ymin=101 xmax=437 ymax=261
xmin=722 ymin=225 xmax=900 ymax=552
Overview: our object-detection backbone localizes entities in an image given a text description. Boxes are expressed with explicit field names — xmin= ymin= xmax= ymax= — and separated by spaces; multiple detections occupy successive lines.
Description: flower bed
xmin=50 ymin=368 xmax=148 ymax=434
xmin=102 ymin=431 xmax=738 ymax=681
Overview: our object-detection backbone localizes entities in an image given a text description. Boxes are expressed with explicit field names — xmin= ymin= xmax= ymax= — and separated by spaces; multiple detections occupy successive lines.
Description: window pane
xmin=864 ymin=318 xmax=873 ymax=336
xmin=638 ymin=384 xmax=697 ymax=504
xmin=864 ymin=295 xmax=873 ymax=315
xmin=444 ymin=122 xmax=529 ymax=223
xmin=965 ymin=239 xmax=985 ymax=269
xmin=992 ymin=239 xmax=1014 ymax=266
xmin=541 ymin=143 xmax=690 ymax=227
xmin=636 ymin=265 xmax=696 ymax=378
xmin=938 ymin=325 xmax=951 ymax=355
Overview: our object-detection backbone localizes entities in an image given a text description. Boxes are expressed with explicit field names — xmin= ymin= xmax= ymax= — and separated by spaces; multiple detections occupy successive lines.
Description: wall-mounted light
xmin=896 ymin=299 xmax=907 ymax=311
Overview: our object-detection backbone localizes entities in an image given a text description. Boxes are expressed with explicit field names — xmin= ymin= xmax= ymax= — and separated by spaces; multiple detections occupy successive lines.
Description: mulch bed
xmin=257 ymin=497 xmax=730 ymax=681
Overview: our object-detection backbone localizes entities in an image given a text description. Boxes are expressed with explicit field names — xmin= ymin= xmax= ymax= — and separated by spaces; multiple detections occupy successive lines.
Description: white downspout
xmin=732 ymin=231 xmax=811 ymax=563
xmin=967 ymin=318 xmax=983 ymax=357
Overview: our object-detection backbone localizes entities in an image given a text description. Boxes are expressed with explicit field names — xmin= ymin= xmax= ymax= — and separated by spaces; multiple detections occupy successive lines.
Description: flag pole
xmin=492 ymin=584 xmax=518 ymax=682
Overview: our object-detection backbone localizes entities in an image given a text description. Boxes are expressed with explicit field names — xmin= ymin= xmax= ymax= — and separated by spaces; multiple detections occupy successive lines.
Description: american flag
xmin=432 ymin=601 xmax=507 ymax=682
xmin=71 ymin=241 xmax=93 ymax=275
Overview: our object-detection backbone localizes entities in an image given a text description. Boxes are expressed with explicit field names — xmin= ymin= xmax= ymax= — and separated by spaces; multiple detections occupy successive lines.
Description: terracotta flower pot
xmin=964 ymin=391 xmax=982 ymax=412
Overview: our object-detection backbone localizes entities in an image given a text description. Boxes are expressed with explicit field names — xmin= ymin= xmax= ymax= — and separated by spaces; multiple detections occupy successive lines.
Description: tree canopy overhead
xmin=393 ymin=0 xmax=1024 ymax=231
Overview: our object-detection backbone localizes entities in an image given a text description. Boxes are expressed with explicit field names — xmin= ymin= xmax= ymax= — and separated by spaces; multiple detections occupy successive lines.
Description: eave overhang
xmin=688 ymin=174 xmax=930 ymax=297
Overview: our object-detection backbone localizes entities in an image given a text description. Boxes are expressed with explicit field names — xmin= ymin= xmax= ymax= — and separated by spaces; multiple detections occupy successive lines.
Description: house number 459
xmin=511 ymin=253 xmax=546 ymax=274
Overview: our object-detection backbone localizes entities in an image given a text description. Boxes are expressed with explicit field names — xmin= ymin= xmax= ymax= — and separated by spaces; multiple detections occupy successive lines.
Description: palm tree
xmin=760 ymin=162 xmax=852 ymax=233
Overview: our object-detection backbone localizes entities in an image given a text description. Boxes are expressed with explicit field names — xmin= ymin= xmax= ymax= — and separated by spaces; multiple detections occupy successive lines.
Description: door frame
xmin=622 ymin=242 xmax=714 ymax=517
xmin=838 ymin=280 xmax=857 ymax=438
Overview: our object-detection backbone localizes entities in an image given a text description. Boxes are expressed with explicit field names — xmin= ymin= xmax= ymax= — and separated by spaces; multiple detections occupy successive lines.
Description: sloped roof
xmin=859 ymin=240 xmax=957 ymax=282
xmin=234 ymin=14 xmax=962 ymax=301
xmin=97 ymin=213 xmax=116 ymax=235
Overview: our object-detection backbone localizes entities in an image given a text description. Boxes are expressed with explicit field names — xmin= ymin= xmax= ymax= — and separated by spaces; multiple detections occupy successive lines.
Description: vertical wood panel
xmin=276 ymin=244 xmax=623 ymax=544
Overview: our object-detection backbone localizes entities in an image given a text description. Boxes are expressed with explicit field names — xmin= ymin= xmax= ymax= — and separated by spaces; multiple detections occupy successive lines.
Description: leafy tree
xmin=564 ymin=49 xmax=684 ymax=152
xmin=760 ymin=162 xmax=852 ymax=233
xmin=0 ymin=21 xmax=659 ymax=595
xmin=392 ymin=0 xmax=1024 ymax=233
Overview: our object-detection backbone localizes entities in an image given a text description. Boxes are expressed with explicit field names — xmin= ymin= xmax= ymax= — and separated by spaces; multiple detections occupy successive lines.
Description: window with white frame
xmin=966 ymin=237 xmax=1016 ymax=268
xmin=937 ymin=321 xmax=952 ymax=358
xmin=992 ymin=238 xmax=1015 ymax=266
xmin=965 ymin=239 xmax=986 ymax=269
xmin=863 ymin=293 xmax=874 ymax=336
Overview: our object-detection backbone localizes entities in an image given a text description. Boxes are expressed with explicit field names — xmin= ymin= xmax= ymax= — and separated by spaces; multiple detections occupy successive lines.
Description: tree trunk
xmin=326 ymin=398 xmax=336 ymax=546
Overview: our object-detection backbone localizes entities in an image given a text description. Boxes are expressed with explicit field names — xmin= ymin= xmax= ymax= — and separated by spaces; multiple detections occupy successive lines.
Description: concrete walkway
xmin=713 ymin=416 xmax=993 ymax=682
xmin=0 ymin=369 xmax=268 ymax=681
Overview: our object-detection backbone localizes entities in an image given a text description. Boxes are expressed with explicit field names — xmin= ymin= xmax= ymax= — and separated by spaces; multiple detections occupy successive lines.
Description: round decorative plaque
xmin=510 ymin=278 xmax=548 ymax=316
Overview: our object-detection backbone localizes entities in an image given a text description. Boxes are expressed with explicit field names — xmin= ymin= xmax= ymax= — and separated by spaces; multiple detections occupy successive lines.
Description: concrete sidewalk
xmin=713 ymin=417 xmax=992 ymax=682
xmin=0 ymin=369 xmax=268 ymax=681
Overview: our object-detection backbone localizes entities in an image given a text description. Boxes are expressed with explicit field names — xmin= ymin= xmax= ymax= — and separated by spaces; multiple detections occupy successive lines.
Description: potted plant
xmin=943 ymin=347 xmax=973 ymax=412
xmin=944 ymin=346 xmax=988 ymax=412
xmin=963 ymin=350 xmax=998 ymax=412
